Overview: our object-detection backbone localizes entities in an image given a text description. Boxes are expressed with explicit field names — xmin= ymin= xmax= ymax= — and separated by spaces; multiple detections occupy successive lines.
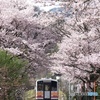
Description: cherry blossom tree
xmin=50 ymin=0 xmax=100 ymax=85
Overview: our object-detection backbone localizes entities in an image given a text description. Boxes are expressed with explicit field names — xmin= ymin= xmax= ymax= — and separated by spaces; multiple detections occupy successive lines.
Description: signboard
xmin=88 ymin=92 xmax=98 ymax=96
xmin=70 ymin=92 xmax=88 ymax=96
xmin=70 ymin=92 xmax=98 ymax=96
xmin=75 ymin=92 xmax=88 ymax=96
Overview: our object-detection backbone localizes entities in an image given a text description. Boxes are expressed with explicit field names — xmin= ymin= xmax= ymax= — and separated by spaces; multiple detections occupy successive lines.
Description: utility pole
xmin=69 ymin=81 xmax=70 ymax=100
xmin=94 ymin=82 xmax=96 ymax=100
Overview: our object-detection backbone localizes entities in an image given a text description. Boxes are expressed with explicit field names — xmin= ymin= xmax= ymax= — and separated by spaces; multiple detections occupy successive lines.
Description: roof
xmin=36 ymin=78 xmax=58 ymax=82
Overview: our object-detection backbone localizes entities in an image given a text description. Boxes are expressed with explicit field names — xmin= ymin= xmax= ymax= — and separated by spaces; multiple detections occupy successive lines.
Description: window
xmin=37 ymin=81 xmax=43 ymax=91
xmin=45 ymin=84 xmax=50 ymax=91
xmin=51 ymin=81 xmax=57 ymax=91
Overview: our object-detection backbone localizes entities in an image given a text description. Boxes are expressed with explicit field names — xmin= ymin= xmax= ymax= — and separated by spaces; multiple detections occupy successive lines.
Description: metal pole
xmin=94 ymin=82 xmax=96 ymax=100
xmin=69 ymin=81 xmax=70 ymax=100
xmin=60 ymin=79 xmax=61 ymax=100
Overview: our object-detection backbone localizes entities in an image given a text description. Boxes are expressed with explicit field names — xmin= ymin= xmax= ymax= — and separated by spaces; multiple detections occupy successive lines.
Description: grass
xmin=24 ymin=90 xmax=36 ymax=100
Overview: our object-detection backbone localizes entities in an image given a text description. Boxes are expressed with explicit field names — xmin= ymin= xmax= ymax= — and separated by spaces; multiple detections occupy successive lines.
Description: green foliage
xmin=0 ymin=49 xmax=27 ymax=84
xmin=24 ymin=90 xmax=35 ymax=100
xmin=45 ymin=43 xmax=59 ymax=55
xmin=96 ymin=86 xmax=100 ymax=99
xmin=0 ymin=49 xmax=28 ymax=99
xmin=7 ymin=88 xmax=15 ymax=100
xmin=46 ymin=73 xmax=53 ymax=78
xmin=59 ymin=90 xmax=67 ymax=100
